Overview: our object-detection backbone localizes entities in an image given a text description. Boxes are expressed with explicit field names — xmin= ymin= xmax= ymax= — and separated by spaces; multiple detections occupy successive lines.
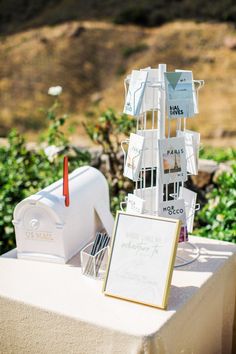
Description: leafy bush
xmin=1 ymin=95 xmax=236 ymax=255
xmin=199 ymin=146 xmax=236 ymax=163
xmin=114 ymin=7 xmax=150 ymax=26
xmin=0 ymin=96 xmax=90 ymax=255
xmin=122 ymin=44 xmax=149 ymax=58
xmin=113 ymin=1 xmax=236 ymax=26
xmin=114 ymin=6 xmax=170 ymax=27
xmin=195 ymin=145 xmax=236 ymax=243
xmin=84 ymin=109 xmax=136 ymax=210
xmin=195 ymin=164 xmax=236 ymax=243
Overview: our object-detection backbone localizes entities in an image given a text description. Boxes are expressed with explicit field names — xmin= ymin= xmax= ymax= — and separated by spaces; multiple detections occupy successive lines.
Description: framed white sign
xmin=103 ymin=212 xmax=180 ymax=309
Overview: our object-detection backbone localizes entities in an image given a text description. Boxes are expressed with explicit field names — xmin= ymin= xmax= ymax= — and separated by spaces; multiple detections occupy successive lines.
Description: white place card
xmin=158 ymin=137 xmax=187 ymax=184
xmin=179 ymin=187 xmax=197 ymax=233
xmin=141 ymin=68 xmax=159 ymax=111
xmin=123 ymin=70 xmax=148 ymax=116
xmin=187 ymin=129 xmax=201 ymax=171
xmin=175 ymin=69 xmax=198 ymax=114
xmin=126 ymin=194 xmax=144 ymax=214
xmin=165 ymin=71 xmax=195 ymax=119
xmin=134 ymin=186 xmax=157 ymax=214
xmin=124 ymin=133 xmax=144 ymax=181
xmin=177 ymin=130 xmax=200 ymax=175
xmin=137 ymin=129 xmax=158 ymax=168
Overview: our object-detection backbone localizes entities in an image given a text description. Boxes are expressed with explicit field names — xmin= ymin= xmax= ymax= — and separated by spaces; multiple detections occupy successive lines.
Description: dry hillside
xmin=0 ymin=20 xmax=236 ymax=146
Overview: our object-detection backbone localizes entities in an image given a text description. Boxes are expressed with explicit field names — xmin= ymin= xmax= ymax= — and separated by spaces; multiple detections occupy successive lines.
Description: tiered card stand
xmin=121 ymin=64 xmax=204 ymax=267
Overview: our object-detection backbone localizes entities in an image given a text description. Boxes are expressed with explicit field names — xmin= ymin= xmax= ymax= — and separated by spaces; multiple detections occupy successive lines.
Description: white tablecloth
xmin=0 ymin=236 xmax=235 ymax=354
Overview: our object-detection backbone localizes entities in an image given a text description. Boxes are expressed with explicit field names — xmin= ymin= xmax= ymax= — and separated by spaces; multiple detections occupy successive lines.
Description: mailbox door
xmin=13 ymin=200 xmax=66 ymax=263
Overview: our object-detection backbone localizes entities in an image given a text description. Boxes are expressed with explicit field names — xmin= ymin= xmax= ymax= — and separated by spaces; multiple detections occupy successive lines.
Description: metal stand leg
xmin=174 ymin=241 xmax=200 ymax=268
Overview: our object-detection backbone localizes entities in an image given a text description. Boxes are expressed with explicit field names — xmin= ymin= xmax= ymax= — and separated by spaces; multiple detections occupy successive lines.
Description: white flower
xmin=44 ymin=145 xmax=64 ymax=161
xmin=48 ymin=86 xmax=62 ymax=96
xmin=216 ymin=214 xmax=224 ymax=222
xmin=208 ymin=196 xmax=220 ymax=210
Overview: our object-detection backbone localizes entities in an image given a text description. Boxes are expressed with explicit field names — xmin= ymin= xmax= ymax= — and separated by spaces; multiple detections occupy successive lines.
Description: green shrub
xmin=1 ymin=98 xmax=236 ymax=255
xmin=122 ymin=44 xmax=149 ymax=58
xmin=114 ymin=6 xmax=170 ymax=27
xmin=114 ymin=7 xmax=150 ymax=26
xmin=199 ymin=146 xmax=236 ymax=163
xmin=195 ymin=145 xmax=236 ymax=243
xmin=195 ymin=164 xmax=236 ymax=243
xmin=84 ymin=108 xmax=136 ymax=209
xmin=0 ymin=96 xmax=90 ymax=255
xmin=116 ymin=65 xmax=126 ymax=76
xmin=113 ymin=1 xmax=236 ymax=26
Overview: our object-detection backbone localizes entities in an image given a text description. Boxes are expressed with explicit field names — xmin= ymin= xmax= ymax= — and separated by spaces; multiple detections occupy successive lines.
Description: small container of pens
xmin=81 ymin=232 xmax=110 ymax=280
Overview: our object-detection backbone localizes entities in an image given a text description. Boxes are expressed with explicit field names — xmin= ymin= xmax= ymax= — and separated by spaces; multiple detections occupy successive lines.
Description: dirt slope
xmin=0 ymin=20 xmax=236 ymax=145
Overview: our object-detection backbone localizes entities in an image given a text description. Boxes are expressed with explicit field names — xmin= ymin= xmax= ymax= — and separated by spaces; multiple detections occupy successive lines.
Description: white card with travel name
xmin=158 ymin=199 xmax=188 ymax=242
xmin=124 ymin=133 xmax=144 ymax=181
xmin=175 ymin=69 xmax=198 ymax=114
xmin=164 ymin=71 xmax=195 ymax=119
xmin=177 ymin=130 xmax=200 ymax=175
xmin=123 ymin=70 xmax=148 ymax=116
xmin=141 ymin=68 xmax=159 ymax=111
xmin=179 ymin=187 xmax=197 ymax=233
xmin=137 ymin=129 xmax=159 ymax=168
xmin=158 ymin=137 xmax=187 ymax=184
xmin=126 ymin=194 xmax=144 ymax=214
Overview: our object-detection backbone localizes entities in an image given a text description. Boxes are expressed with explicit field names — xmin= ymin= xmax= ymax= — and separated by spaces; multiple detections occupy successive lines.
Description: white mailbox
xmin=13 ymin=166 xmax=114 ymax=264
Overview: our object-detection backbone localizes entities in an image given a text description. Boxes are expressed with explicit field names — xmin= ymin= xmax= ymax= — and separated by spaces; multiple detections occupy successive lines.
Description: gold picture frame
xmin=103 ymin=211 xmax=180 ymax=309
